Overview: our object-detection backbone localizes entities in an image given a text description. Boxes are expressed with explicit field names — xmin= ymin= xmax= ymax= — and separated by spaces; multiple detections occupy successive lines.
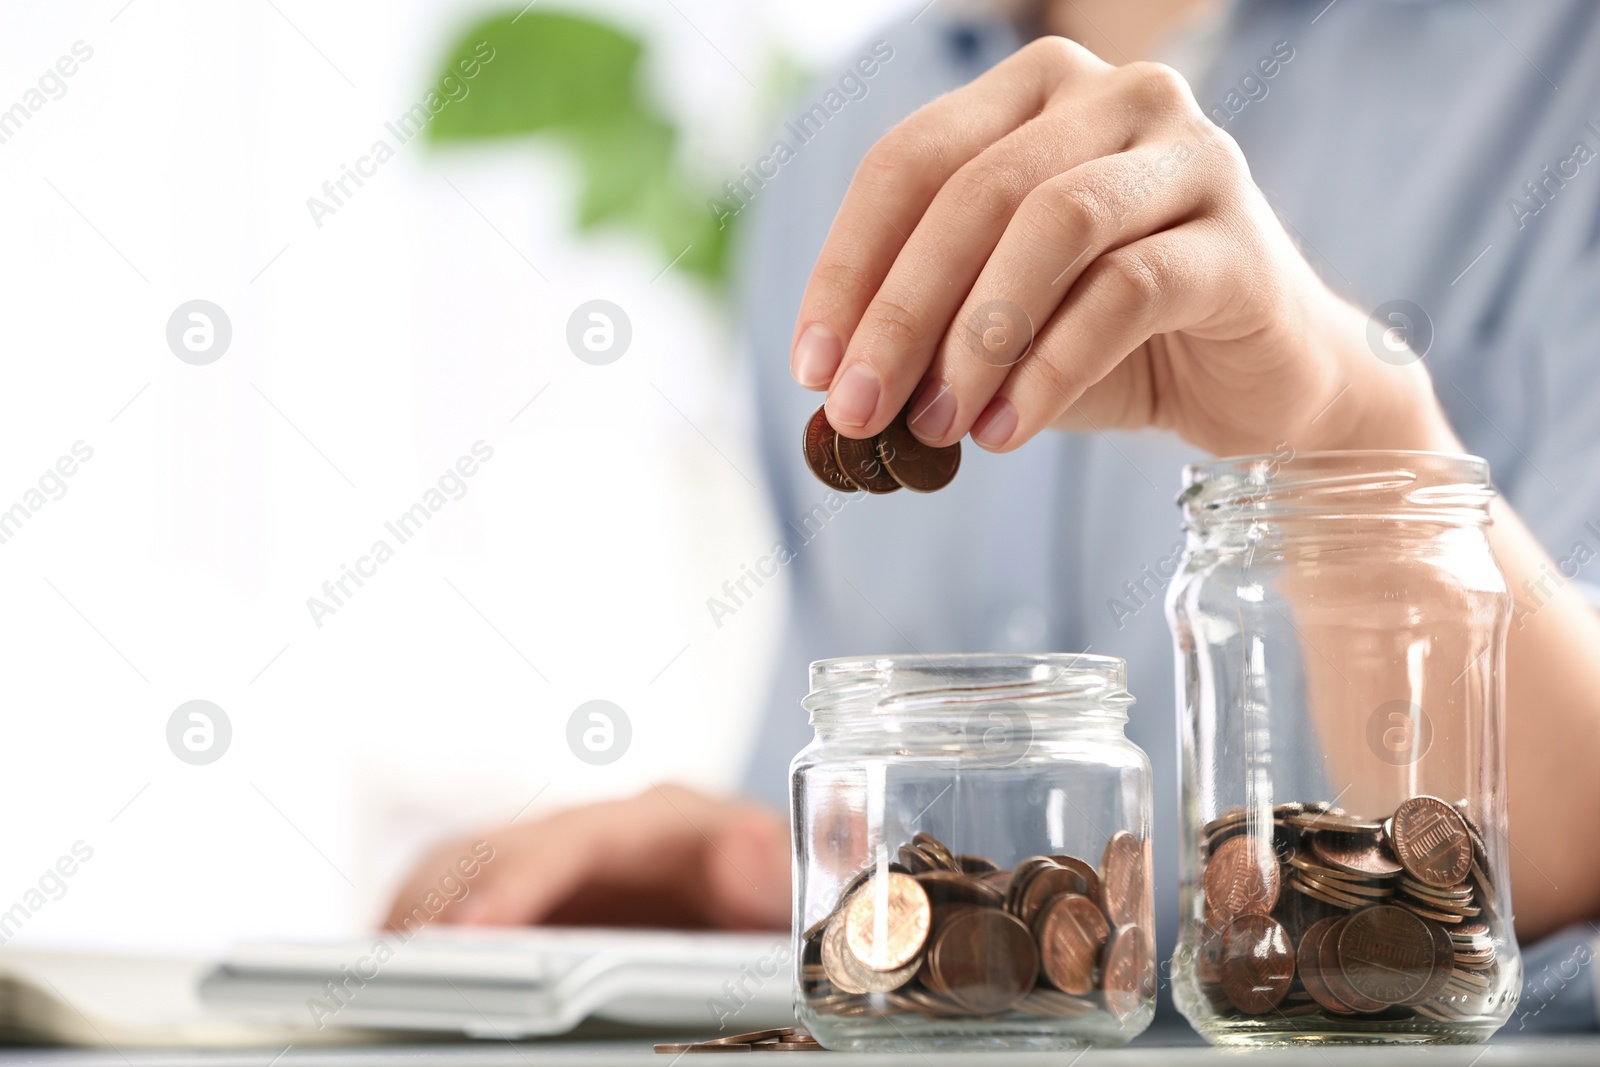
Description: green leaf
xmin=428 ymin=12 xmax=644 ymax=141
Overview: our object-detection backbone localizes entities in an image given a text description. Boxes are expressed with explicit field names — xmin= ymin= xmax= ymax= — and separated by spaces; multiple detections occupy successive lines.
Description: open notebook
xmin=0 ymin=929 xmax=795 ymax=1045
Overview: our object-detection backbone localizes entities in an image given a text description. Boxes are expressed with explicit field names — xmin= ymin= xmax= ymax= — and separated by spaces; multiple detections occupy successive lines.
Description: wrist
xmin=1302 ymin=295 xmax=1460 ymax=453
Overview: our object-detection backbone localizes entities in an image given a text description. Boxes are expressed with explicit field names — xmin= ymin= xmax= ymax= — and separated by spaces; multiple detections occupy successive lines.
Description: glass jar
xmin=790 ymin=653 xmax=1156 ymax=1051
xmin=1165 ymin=451 xmax=1520 ymax=1045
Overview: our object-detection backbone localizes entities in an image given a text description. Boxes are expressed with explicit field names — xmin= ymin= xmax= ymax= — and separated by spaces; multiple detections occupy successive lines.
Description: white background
xmin=0 ymin=0 xmax=913 ymax=952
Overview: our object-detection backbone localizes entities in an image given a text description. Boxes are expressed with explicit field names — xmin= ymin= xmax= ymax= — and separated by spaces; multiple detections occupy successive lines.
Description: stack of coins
xmin=801 ymin=831 xmax=1154 ymax=1025
xmin=654 ymin=1027 xmax=824 ymax=1053
xmin=1191 ymin=795 xmax=1507 ymax=1024
xmin=802 ymin=406 xmax=961 ymax=495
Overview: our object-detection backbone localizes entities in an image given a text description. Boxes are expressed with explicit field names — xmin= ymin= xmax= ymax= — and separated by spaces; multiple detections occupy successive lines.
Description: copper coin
xmin=844 ymin=871 xmax=931 ymax=972
xmin=1310 ymin=830 xmax=1404 ymax=878
xmin=820 ymin=911 xmax=870 ymax=994
xmin=1101 ymin=923 xmax=1153 ymax=1019
xmin=1014 ymin=863 xmax=1083 ymax=927
xmin=1319 ymin=916 xmax=1387 ymax=1013
xmin=1286 ymin=810 xmax=1384 ymax=833
xmin=801 ymin=407 xmax=856 ymax=493
xmin=915 ymin=869 xmax=1004 ymax=910
xmin=926 ymin=906 xmax=1037 ymax=1015
xmin=896 ymin=843 xmax=939 ymax=874
xmin=1100 ymin=831 xmax=1147 ymax=928
xmin=833 ymin=430 xmax=900 ymax=494
xmin=877 ymin=407 xmax=960 ymax=492
xmin=1404 ymin=917 xmax=1457 ymax=1005
xmin=1004 ymin=857 xmax=1058 ymax=914
xmin=1204 ymin=833 xmax=1280 ymax=925
xmin=1390 ymin=796 xmax=1474 ymax=888
xmin=703 ymin=1029 xmax=792 ymax=1046
xmin=1048 ymin=854 xmax=1102 ymax=905
xmin=1337 ymin=904 xmax=1437 ymax=1005
xmin=911 ymin=831 xmax=957 ymax=869
xmin=956 ymin=854 xmax=1000 ymax=874
xmin=1296 ymin=917 xmax=1357 ymax=1015
xmin=1218 ymin=914 xmax=1295 ymax=1014
xmin=1035 ymin=893 xmax=1109 ymax=995
xmin=1015 ymin=988 xmax=1098 ymax=1018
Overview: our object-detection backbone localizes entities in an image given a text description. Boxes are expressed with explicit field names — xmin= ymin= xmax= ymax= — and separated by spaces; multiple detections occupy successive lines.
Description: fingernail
xmin=972 ymin=398 xmax=1018 ymax=450
xmin=826 ymin=363 xmax=880 ymax=429
xmin=908 ymin=383 xmax=956 ymax=443
xmin=792 ymin=325 xmax=843 ymax=388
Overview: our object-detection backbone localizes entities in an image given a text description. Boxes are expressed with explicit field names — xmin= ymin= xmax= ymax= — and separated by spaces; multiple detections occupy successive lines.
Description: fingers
xmin=381 ymin=787 xmax=791 ymax=933
xmin=906 ymin=142 xmax=1214 ymax=447
xmin=974 ymin=220 xmax=1233 ymax=451
xmin=791 ymin=38 xmax=1109 ymax=400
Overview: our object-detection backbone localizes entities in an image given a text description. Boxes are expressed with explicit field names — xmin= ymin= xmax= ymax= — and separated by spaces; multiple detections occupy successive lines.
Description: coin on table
xmin=1035 ymin=893 xmax=1110 ymax=995
xmin=877 ymin=408 xmax=961 ymax=492
xmin=801 ymin=407 xmax=858 ymax=493
xmin=1204 ymin=833 xmax=1280 ymax=925
xmin=1218 ymin=914 xmax=1295 ymax=1014
xmin=1389 ymin=795 xmax=1474 ymax=888
xmin=926 ymin=906 xmax=1038 ymax=1015
xmin=833 ymin=431 xmax=901 ymax=494
xmin=1101 ymin=923 xmax=1153 ymax=1019
xmin=844 ymin=871 xmax=931 ymax=972
xmin=1338 ymin=904 xmax=1437 ymax=1006
xmin=1100 ymin=831 xmax=1147 ymax=928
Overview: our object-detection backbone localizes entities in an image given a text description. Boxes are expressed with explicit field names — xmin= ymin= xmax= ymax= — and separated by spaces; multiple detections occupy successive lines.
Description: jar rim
xmin=1179 ymin=449 xmax=1495 ymax=524
xmin=804 ymin=652 xmax=1132 ymax=726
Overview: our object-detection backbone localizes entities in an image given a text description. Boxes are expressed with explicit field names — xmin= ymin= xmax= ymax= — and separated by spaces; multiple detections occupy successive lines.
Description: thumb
xmin=703 ymin=806 xmax=791 ymax=930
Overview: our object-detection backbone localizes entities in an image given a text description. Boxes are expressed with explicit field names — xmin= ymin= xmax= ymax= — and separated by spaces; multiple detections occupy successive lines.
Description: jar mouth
xmin=1179 ymin=450 xmax=1494 ymax=525
xmin=805 ymin=652 xmax=1131 ymax=725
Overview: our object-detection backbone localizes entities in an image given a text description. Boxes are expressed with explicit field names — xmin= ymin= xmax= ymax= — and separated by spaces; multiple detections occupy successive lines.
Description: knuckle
xmin=1092 ymin=249 xmax=1165 ymax=313
xmin=857 ymin=125 xmax=945 ymax=192
xmin=1123 ymin=61 xmax=1198 ymax=115
xmin=1022 ymin=34 xmax=1098 ymax=74
xmin=862 ymin=294 xmax=928 ymax=350
xmin=811 ymin=257 xmax=878 ymax=303
xmin=946 ymin=159 xmax=1028 ymax=226
xmin=1025 ymin=176 xmax=1115 ymax=247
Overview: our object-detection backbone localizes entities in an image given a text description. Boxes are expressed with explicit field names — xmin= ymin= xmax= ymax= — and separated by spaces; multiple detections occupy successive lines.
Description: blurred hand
xmin=384 ymin=784 xmax=789 ymax=931
xmin=791 ymin=38 xmax=1451 ymax=457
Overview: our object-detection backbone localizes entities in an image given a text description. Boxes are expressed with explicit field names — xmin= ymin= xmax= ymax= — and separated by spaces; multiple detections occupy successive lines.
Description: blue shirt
xmin=735 ymin=0 xmax=1600 ymax=1031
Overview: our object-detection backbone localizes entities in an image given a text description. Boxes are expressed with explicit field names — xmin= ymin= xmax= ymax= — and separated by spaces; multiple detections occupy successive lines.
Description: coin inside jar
xmin=1389 ymin=796 xmax=1473 ymax=888
xmin=1034 ymin=893 xmax=1109 ymax=995
xmin=1204 ymin=833 xmax=1280 ymax=925
xmin=1337 ymin=905 xmax=1436 ymax=1006
xmin=1100 ymin=830 xmax=1147 ymax=928
xmin=1217 ymin=914 xmax=1295 ymax=1014
xmin=925 ymin=906 xmax=1038 ymax=1015
xmin=844 ymin=871 xmax=931 ymax=972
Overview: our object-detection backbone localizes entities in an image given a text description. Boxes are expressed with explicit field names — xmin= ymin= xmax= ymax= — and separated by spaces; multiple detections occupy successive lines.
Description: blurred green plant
xmin=427 ymin=10 xmax=733 ymax=285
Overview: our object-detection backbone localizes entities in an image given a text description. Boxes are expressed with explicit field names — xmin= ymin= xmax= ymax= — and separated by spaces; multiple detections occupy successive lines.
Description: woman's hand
xmin=384 ymin=785 xmax=789 ymax=930
xmin=791 ymin=37 xmax=1452 ymax=457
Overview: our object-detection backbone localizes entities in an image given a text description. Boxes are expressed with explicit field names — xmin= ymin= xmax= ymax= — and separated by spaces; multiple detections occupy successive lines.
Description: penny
xmin=1318 ymin=917 xmax=1389 ymax=1013
xmin=1390 ymin=796 xmax=1474 ymax=888
xmin=1016 ymin=988 xmax=1099 ymax=1018
xmin=1337 ymin=905 xmax=1436 ymax=1005
xmin=1310 ymin=830 xmax=1404 ymax=878
xmin=1101 ymin=923 xmax=1153 ymax=1019
xmin=926 ymin=906 xmax=1038 ymax=1015
xmin=834 ymin=431 xmax=900 ymax=494
xmin=956 ymin=854 xmax=1000 ymax=874
xmin=877 ymin=407 xmax=961 ymax=492
xmin=1296 ymin=917 xmax=1357 ymax=1015
xmin=1014 ymin=862 xmax=1085 ymax=927
xmin=702 ymin=1029 xmax=792 ymax=1046
xmin=820 ymin=911 xmax=871 ymax=994
xmin=1048 ymin=854 xmax=1102 ymax=906
xmin=1217 ymin=913 xmax=1295 ymax=1014
xmin=1285 ymin=810 xmax=1384 ymax=833
xmin=844 ymin=871 xmax=931 ymax=972
xmin=897 ymin=843 xmax=939 ymax=874
xmin=1035 ymin=893 xmax=1110 ymax=995
xmin=801 ymin=407 xmax=857 ymax=493
xmin=1204 ymin=833 xmax=1280 ymax=925
xmin=1405 ymin=916 xmax=1457 ymax=1005
xmin=1100 ymin=830 xmax=1147 ymax=928
xmin=915 ymin=869 xmax=1005 ymax=910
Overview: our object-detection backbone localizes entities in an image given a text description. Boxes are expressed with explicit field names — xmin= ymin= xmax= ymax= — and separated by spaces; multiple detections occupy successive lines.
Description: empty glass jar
xmin=1166 ymin=451 xmax=1520 ymax=1045
xmin=790 ymin=653 xmax=1156 ymax=1050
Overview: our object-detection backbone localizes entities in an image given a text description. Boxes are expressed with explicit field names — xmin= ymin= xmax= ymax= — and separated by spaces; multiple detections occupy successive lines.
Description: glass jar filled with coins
xmin=1166 ymin=452 xmax=1521 ymax=1045
xmin=790 ymin=653 xmax=1156 ymax=1050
